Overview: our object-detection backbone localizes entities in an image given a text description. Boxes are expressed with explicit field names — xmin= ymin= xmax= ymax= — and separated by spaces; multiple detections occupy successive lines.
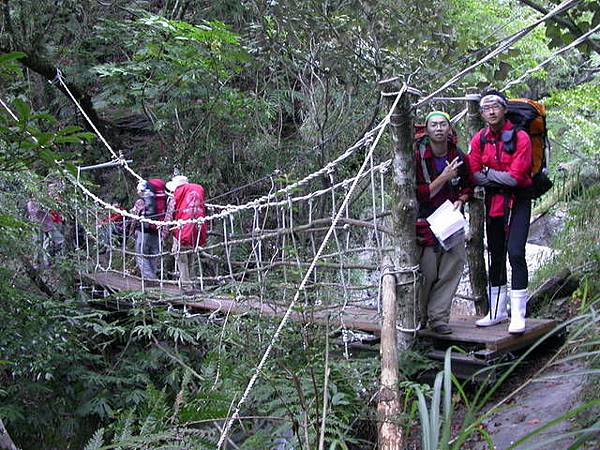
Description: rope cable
xmin=52 ymin=69 xmax=144 ymax=182
xmin=415 ymin=0 xmax=580 ymax=108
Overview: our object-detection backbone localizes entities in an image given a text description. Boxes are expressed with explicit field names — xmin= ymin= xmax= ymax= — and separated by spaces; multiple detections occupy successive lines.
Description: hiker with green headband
xmin=415 ymin=111 xmax=473 ymax=335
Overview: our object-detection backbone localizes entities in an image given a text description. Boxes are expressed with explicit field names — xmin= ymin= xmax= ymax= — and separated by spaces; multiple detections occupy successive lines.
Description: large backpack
xmin=479 ymin=98 xmax=552 ymax=199
xmin=173 ymin=183 xmax=208 ymax=248
xmin=143 ymin=178 xmax=166 ymax=232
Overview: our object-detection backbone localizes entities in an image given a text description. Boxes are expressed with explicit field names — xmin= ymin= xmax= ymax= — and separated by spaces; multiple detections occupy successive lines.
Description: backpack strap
xmin=479 ymin=127 xmax=518 ymax=154
xmin=478 ymin=129 xmax=486 ymax=152
xmin=418 ymin=139 xmax=432 ymax=184
xmin=501 ymin=129 xmax=516 ymax=154
xmin=542 ymin=115 xmax=550 ymax=170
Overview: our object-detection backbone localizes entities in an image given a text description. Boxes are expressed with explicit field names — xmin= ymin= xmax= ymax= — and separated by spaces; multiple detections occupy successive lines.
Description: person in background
xmin=415 ymin=111 xmax=473 ymax=335
xmin=27 ymin=181 xmax=65 ymax=269
xmin=130 ymin=179 xmax=166 ymax=280
xmin=468 ymin=90 xmax=532 ymax=334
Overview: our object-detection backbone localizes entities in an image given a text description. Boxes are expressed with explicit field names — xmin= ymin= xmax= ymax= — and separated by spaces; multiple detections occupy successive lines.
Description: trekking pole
xmin=499 ymin=196 xmax=515 ymax=318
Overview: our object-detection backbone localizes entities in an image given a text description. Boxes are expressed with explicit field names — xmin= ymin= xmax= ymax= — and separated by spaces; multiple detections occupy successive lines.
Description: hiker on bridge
xmin=163 ymin=175 xmax=208 ymax=287
xmin=415 ymin=111 xmax=473 ymax=335
xmin=27 ymin=180 xmax=65 ymax=269
xmin=130 ymin=179 xmax=166 ymax=280
xmin=468 ymin=90 xmax=533 ymax=334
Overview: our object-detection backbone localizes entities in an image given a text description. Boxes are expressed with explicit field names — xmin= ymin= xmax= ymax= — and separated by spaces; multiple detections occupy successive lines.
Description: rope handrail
xmin=63 ymin=108 xmax=392 ymax=228
xmin=52 ymin=69 xmax=144 ymax=182
xmin=502 ymin=22 xmax=600 ymax=91
xmin=53 ymin=67 xmax=390 ymax=219
xmin=448 ymin=20 xmax=597 ymax=126
xmin=66 ymin=146 xmax=392 ymax=228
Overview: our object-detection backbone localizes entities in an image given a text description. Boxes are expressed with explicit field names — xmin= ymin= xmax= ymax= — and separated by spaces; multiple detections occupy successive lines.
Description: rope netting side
xmin=216 ymin=86 xmax=407 ymax=449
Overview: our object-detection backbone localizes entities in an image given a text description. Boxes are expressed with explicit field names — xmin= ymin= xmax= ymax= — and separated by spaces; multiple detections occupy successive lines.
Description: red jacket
xmin=173 ymin=183 xmax=208 ymax=247
xmin=468 ymin=120 xmax=532 ymax=217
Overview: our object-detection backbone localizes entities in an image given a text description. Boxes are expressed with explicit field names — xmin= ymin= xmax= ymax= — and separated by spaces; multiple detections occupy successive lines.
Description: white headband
xmin=480 ymin=94 xmax=507 ymax=108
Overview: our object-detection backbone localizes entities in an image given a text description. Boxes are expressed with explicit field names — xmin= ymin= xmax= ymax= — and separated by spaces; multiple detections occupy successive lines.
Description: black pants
xmin=487 ymin=196 xmax=531 ymax=289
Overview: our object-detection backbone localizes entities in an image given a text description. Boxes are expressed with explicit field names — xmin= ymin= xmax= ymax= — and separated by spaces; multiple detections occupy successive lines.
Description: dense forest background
xmin=1 ymin=0 xmax=599 ymax=449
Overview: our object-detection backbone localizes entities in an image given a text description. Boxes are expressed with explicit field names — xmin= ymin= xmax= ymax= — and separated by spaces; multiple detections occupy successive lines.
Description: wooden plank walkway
xmin=82 ymin=271 xmax=563 ymax=372
xmin=419 ymin=315 xmax=559 ymax=353
xmin=81 ymin=271 xmax=382 ymax=333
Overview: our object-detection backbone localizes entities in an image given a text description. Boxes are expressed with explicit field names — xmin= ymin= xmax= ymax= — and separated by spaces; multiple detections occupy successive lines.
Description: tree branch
xmin=19 ymin=256 xmax=57 ymax=299
xmin=517 ymin=0 xmax=600 ymax=55
xmin=18 ymin=52 xmax=107 ymax=134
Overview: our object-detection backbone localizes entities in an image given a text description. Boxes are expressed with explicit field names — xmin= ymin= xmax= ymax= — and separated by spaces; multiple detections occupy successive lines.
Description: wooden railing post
xmin=465 ymin=88 xmax=488 ymax=316
xmin=377 ymin=255 xmax=403 ymax=450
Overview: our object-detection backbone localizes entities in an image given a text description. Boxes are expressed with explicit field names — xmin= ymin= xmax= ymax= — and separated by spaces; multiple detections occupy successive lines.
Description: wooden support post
xmin=377 ymin=255 xmax=403 ymax=450
xmin=465 ymin=88 xmax=488 ymax=316
xmin=382 ymin=80 xmax=419 ymax=349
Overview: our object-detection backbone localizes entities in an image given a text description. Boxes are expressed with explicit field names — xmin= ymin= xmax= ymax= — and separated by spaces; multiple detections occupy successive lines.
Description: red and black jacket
xmin=415 ymin=138 xmax=473 ymax=247
xmin=468 ymin=120 xmax=532 ymax=217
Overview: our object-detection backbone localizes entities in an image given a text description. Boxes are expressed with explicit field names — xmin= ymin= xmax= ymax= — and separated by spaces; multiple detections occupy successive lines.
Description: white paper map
xmin=426 ymin=200 xmax=467 ymax=250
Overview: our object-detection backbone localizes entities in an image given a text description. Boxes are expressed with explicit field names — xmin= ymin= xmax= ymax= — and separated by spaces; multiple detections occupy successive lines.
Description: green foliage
xmin=89 ymin=11 xmax=267 ymax=189
xmin=531 ymin=182 xmax=600 ymax=296
xmin=0 ymin=97 xmax=95 ymax=171
xmin=0 ymin=1 xmax=599 ymax=448
xmin=406 ymin=348 xmax=454 ymax=450
xmin=546 ymin=80 xmax=600 ymax=163
xmin=0 ymin=51 xmax=26 ymax=79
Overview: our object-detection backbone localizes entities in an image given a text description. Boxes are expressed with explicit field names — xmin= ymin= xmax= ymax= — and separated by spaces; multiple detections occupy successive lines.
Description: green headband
xmin=425 ymin=111 xmax=451 ymax=124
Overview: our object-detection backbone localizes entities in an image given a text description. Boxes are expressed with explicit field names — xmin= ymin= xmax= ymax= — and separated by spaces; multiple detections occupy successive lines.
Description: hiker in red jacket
xmin=163 ymin=175 xmax=208 ymax=286
xmin=415 ymin=111 xmax=473 ymax=335
xmin=468 ymin=90 xmax=532 ymax=334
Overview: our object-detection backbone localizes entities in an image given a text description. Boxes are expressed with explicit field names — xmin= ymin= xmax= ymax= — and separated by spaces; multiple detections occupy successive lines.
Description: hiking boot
xmin=432 ymin=324 xmax=452 ymax=335
xmin=476 ymin=285 xmax=508 ymax=327
xmin=508 ymin=289 xmax=528 ymax=334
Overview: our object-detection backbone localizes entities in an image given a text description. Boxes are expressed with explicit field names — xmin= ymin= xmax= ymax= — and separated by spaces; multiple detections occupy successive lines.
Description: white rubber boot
xmin=476 ymin=285 xmax=508 ymax=327
xmin=508 ymin=289 xmax=528 ymax=334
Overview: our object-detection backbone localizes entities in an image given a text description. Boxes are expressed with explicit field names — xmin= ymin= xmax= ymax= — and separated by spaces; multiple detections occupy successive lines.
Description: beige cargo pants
xmin=418 ymin=241 xmax=466 ymax=328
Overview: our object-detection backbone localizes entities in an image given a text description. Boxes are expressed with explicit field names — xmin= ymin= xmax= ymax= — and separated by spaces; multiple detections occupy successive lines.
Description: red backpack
xmin=143 ymin=178 xmax=167 ymax=232
xmin=173 ymin=183 xmax=208 ymax=247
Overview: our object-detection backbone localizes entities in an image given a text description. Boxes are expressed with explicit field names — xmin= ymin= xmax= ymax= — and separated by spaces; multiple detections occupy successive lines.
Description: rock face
xmin=473 ymin=360 xmax=588 ymax=450
xmin=528 ymin=205 xmax=568 ymax=247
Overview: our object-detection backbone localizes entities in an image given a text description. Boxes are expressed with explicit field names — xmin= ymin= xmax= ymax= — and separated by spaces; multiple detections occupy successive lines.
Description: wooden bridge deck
xmin=82 ymin=271 xmax=382 ymax=333
xmin=82 ymin=271 xmax=563 ymax=375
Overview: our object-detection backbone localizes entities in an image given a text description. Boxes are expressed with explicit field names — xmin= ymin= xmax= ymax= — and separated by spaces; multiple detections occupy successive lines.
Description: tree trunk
xmin=0 ymin=419 xmax=18 ymax=450
xmin=382 ymin=81 xmax=419 ymax=349
xmin=377 ymin=255 xmax=403 ymax=450
xmin=465 ymin=88 xmax=488 ymax=316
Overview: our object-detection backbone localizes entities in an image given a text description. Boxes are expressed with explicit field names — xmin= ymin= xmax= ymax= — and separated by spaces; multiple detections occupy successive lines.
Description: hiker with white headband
xmin=415 ymin=111 xmax=473 ymax=335
xmin=468 ymin=89 xmax=533 ymax=334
